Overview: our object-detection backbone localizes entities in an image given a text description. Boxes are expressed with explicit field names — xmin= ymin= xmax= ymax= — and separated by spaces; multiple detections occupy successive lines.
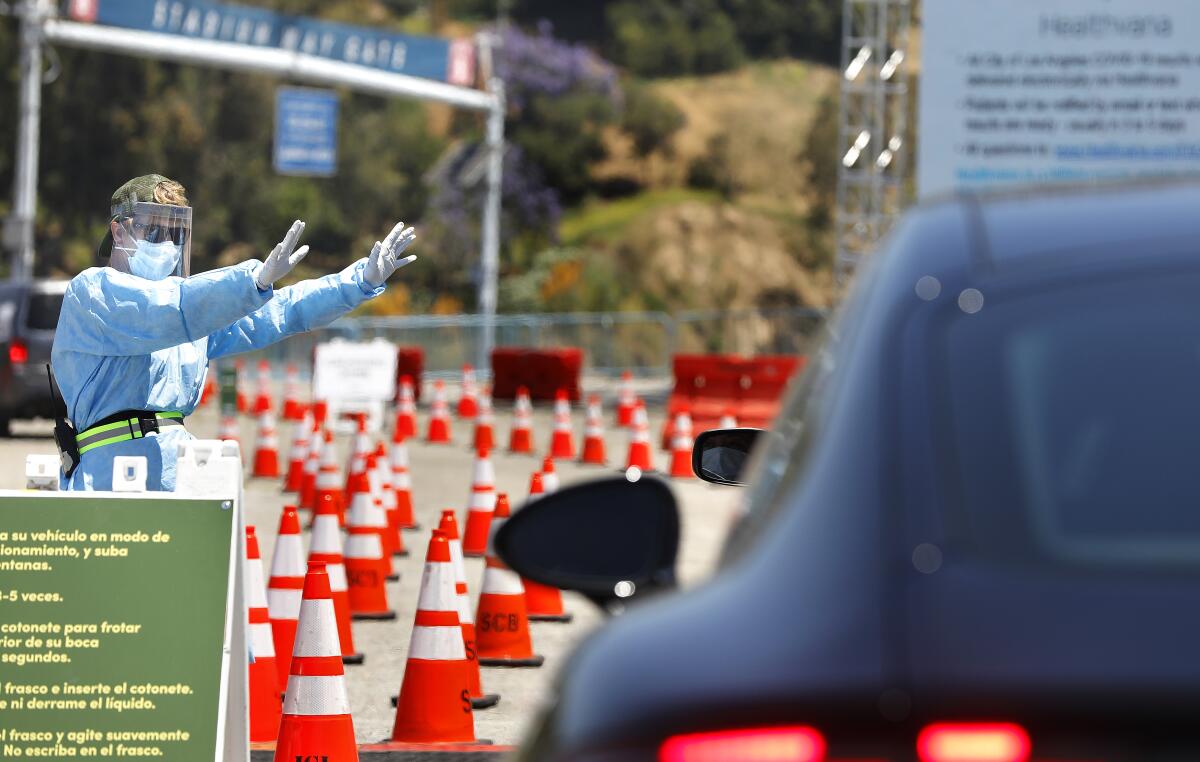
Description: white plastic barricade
xmin=313 ymin=337 xmax=399 ymax=433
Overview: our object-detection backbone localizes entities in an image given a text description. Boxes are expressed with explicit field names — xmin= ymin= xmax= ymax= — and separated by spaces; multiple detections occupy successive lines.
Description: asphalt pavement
xmin=1 ymin=392 xmax=740 ymax=748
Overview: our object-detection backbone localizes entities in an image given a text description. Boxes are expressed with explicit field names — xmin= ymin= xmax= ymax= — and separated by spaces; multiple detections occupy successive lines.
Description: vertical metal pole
xmin=10 ymin=0 xmax=47 ymax=282
xmin=478 ymin=77 xmax=505 ymax=374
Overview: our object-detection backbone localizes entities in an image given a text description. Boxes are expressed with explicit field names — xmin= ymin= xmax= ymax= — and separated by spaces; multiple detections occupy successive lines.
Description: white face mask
xmin=112 ymin=239 xmax=182 ymax=280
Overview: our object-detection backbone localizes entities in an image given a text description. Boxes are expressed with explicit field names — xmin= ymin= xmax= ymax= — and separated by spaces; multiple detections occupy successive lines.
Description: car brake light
xmin=8 ymin=339 xmax=28 ymax=364
xmin=660 ymin=726 xmax=826 ymax=762
xmin=917 ymin=723 xmax=1031 ymax=762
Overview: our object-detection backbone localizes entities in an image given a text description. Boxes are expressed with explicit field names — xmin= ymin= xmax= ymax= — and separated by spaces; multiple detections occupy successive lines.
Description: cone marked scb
xmin=246 ymin=526 xmax=281 ymax=742
xmin=476 ymin=494 xmax=544 ymax=667
xmin=308 ymin=493 xmax=364 ymax=665
xmin=440 ymin=510 xmax=499 ymax=710
xmin=389 ymin=530 xmax=477 ymax=745
xmin=267 ymin=506 xmax=305 ymax=693
xmin=460 ymin=448 xmax=497 ymax=557
xmin=508 ymin=386 xmax=534 ymax=454
xmin=274 ymin=562 xmax=358 ymax=762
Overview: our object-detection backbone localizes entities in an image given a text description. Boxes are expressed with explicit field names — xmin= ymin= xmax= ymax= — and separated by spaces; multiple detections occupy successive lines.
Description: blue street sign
xmin=274 ymin=87 xmax=338 ymax=177
xmin=65 ymin=0 xmax=474 ymax=84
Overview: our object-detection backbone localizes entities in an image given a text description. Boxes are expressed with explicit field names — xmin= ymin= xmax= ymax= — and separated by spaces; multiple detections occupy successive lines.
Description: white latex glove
xmin=363 ymin=222 xmax=418 ymax=288
xmin=254 ymin=220 xmax=310 ymax=289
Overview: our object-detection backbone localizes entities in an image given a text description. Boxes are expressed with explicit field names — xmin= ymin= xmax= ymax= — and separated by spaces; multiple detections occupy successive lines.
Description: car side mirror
xmin=691 ymin=428 xmax=762 ymax=486
xmin=495 ymin=476 xmax=679 ymax=612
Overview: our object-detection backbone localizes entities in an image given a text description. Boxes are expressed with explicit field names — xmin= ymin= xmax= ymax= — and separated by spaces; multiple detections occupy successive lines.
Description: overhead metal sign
xmin=64 ymin=0 xmax=476 ymax=84
xmin=274 ymin=86 xmax=338 ymax=176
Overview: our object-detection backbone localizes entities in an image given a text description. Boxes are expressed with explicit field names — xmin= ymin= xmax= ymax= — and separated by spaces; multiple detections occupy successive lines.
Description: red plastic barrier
xmin=664 ymin=354 xmax=804 ymax=445
xmin=395 ymin=347 xmax=424 ymax=403
xmin=491 ymin=347 xmax=583 ymax=402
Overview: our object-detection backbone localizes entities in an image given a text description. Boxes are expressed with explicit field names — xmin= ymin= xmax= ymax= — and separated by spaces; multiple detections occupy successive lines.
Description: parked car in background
xmin=0 ymin=279 xmax=68 ymax=435
xmin=500 ymin=181 xmax=1200 ymax=762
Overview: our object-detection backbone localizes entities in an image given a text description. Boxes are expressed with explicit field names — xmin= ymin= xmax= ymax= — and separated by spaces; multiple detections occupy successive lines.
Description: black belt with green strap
xmin=76 ymin=410 xmax=186 ymax=455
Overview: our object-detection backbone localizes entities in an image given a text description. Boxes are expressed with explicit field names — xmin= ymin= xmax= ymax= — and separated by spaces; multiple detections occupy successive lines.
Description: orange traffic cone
xmin=472 ymin=386 xmax=495 ymax=452
xmin=461 ymin=449 xmax=497 ymax=557
xmin=374 ymin=442 xmax=407 ymax=558
xmin=345 ymin=470 xmax=396 ymax=620
xmin=395 ymin=375 xmax=418 ymax=439
xmin=365 ymin=453 xmax=398 ymax=580
xmin=389 ymin=530 xmax=476 ymax=744
xmin=669 ymin=408 xmax=695 ymax=479
xmin=426 ymin=380 xmax=453 ymax=444
xmin=344 ymin=416 xmax=372 ymax=494
xmin=252 ymin=411 xmax=281 ymax=479
xmin=616 ymin=370 xmax=636 ymax=427
xmin=476 ymin=494 xmax=543 ymax=667
xmin=308 ymin=493 xmax=364 ymax=665
xmin=541 ymin=455 xmax=560 ymax=494
xmin=457 ymin=364 xmax=478 ymax=419
xmin=624 ymin=399 xmax=654 ymax=473
xmin=439 ymin=511 xmax=499 ymax=710
xmin=218 ymin=412 xmax=240 ymax=447
xmin=282 ymin=363 xmax=306 ymax=421
xmin=580 ymin=394 xmax=607 ymax=465
xmin=283 ymin=410 xmax=312 ymax=492
xmin=274 ymin=562 xmax=358 ymax=762
xmin=314 ymin=430 xmax=345 ymax=525
xmin=298 ymin=421 xmax=322 ymax=514
xmin=200 ymin=367 xmax=216 ymax=407
xmin=246 ymin=526 xmax=282 ymax=742
xmin=521 ymin=479 xmax=571 ymax=623
xmin=268 ymin=506 xmax=305 ymax=693
xmin=253 ymin=359 xmax=273 ymax=414
xmin=720 ymin=406 xmax=739 ymax=429
xmin=547 ymin=388 xmax=576 ymax=460
xmin=236 ymin=358 xmax=250 ymax=414
xmin=390 ymin=434 xmax=419 ymax=530
xmin=508 ymin=386 xmax=535 ymax=454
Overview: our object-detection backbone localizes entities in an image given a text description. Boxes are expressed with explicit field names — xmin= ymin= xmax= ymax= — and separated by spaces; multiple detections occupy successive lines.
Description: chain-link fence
xmin=245 ymin=307 xmax=826 ymax=380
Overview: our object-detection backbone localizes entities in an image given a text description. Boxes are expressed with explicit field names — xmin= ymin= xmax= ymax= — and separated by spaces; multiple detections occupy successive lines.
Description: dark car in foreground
xmin=0 ymin=279 xmax=67 ymax=435
xmin=499 ymin=182 xmax=1200 ymax=762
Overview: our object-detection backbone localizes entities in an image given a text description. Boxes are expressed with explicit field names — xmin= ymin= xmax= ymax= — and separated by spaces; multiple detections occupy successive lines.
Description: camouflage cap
xmin=97 ymin=174 xmax=173 ymax=260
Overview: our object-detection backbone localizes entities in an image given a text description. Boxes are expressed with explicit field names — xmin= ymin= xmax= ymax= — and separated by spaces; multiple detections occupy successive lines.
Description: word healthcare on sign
xmin=65 ymin=0 xmax=476 ymax=85
xmin=0 ymin=491 xmax=236 ymax=761
xmin=274 ymin=87 xmax=338 ymax=176
xmin=313 ymin=338 xmax=398 ymax=432
xmin=919 ymin=0 xmax=1200 ymax=198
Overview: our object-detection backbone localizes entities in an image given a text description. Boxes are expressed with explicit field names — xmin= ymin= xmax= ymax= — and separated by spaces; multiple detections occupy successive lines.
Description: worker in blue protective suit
xmin=51 ymin=174 xmax=417 ymax=491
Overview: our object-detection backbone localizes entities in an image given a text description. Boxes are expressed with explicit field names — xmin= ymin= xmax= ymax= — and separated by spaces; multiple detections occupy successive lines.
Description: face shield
xmin=109 ymin=202 xmax=192 ymax=280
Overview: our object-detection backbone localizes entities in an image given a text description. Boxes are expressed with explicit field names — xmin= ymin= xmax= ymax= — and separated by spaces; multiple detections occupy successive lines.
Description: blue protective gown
xmin=51 ymin=258 xmax=384 ymax=491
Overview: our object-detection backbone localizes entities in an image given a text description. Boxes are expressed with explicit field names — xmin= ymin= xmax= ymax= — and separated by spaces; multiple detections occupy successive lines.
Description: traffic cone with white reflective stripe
xmin=617 ymin=370 xmax=636 ymax=427
xmin=440 ymin=510 xmax=499 ymax=709
xmin=253 ymin=359 xmax=273 ymax=414
xmin=720 ymin=406 xmax=739 ymax=429
xmin=427 ymin=380 xmax=453 ymax=444
xmin=395 ymin=375 xmax=418 ymax=439
xmin=299 ymin=422 xmax=322 ymax=514
xmin=345 ymin=470 xmax=396 ymax=620
xmin=268 ymin=506 xmax=306 ymax=693
xmin=344 ymin=415 xmax=372 ymax=494
xmin=389 ymin=530 xmax=476 ymax=744
xmin=390 ymin=435 xmax=419 ymax=530
xmin=218 ymin=412 xmax=240 ymax=447
xmin=236 ymin=358 xmax=250 ymax=414
xmin=308 ymin=493 xmax=363 ymax=665
xmin=315 ymin=430 xmax=345 ymax=525
xmin=476 ymin=494 xmax=543 ymax=667
xmin=457 ymin=364 xmax=478 ymax=419
xmin=508 ymin=386 xmax=535 ymax=454
xmin=669 ymin=408 xmax=695 ymax=479
xmin=375 ymin=442 xmax=407 ymax=558
xmin=541 ymin=455 xmax=560 ymax=494
xmin=246 ymin=526 xmax=282 ymax=742
xmin=461 ymin=449 xmax=497 ymax=557
xmin=624 ymin=399 xmax=654 ymax=473
xmin=522 ymin=474 xmax=572 ymax=623
xmin=284 ymin=410 xmax=312 ymax=492
xmin=366 ymin=453 xmax=398 ymax=580
xmin=580 ymin=394 xmax=607 ymax=465
xmin=252 ymin=411 xmax=281 ymax=479
xmin=548 ymin=389 xmax=576 ymax=460
xmin=274 ymin=562 xmax=358 ymax=762
xmin=472 ymin=386 xmax=495 ymax=452
xmin=282 ymin=363 xmax=306 ymax=421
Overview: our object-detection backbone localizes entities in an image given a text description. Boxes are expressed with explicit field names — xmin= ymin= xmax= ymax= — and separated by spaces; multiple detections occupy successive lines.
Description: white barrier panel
xmin=25 ymin=453 xmax=59 ymax=490
xmin=313 ymin=337 xmax=398 ymax=432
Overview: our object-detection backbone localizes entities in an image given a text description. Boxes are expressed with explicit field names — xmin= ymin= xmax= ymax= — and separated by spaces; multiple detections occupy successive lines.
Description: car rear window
xmin=26 ymin=292 xmax=63 ymax=331
xmin=939 ymin=266 xmax=1200 ymax=567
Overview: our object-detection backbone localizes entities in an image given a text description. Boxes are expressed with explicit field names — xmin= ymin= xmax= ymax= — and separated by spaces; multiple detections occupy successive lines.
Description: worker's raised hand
xmin=363 ymin=222 xmax=417 ymax=288
xmin=255 ymin=220 xmax=310 ymax=290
